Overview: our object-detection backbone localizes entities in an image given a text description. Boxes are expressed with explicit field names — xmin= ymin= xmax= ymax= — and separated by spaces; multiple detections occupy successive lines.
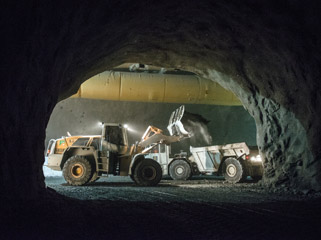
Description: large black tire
xmin=222 ymin=157 xmax=246 ymax=183
xmin=169 ymin=160 xmax=191 ymax=180
xmin=63 ymin=156 xmax=94 ymax=186
xmin=187 ymin=170 xmax=193 ymax=180
xmin=133 ymin=158 xmax=162 ymax=186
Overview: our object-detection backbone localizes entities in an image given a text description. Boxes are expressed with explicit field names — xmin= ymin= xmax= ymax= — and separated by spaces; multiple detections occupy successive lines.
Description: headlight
xmin=250 ymin=155 xmax=262 ymax=162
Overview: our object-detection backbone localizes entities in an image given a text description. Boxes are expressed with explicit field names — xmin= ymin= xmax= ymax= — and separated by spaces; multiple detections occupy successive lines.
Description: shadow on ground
xmin=2 ymin=176 xmax=320 ymax=239
xmin=1 ymin=192 xmax=320 ymax=240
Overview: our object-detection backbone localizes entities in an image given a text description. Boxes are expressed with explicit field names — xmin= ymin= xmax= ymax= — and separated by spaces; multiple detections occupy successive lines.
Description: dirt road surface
xmin=1 ymin=176 xmax=320 ymax=240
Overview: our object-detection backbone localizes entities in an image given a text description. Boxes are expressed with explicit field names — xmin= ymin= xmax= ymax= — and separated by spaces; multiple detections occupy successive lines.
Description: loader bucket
xmin=167 ymin=105 xmax=191 ymax=137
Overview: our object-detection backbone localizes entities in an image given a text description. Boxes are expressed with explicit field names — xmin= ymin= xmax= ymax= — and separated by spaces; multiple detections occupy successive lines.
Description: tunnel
xmin=1 ymin=0 xmax=321 ymax=239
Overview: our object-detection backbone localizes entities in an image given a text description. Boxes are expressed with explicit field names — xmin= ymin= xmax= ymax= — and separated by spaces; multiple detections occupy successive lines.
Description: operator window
xmin=105 ymin=126 xmax=124 ymax=145
xmin=90 ymin=138 xmax=101 ymax=149
xmin=73 ymin=138 xmax=90 ymax=146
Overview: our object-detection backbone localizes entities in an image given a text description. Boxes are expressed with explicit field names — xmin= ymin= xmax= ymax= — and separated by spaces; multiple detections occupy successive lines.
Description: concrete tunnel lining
xmin=71 ymin=68 xmax=241 ymax=105
xmin=1 ymin=0 xmax=321 ymax=200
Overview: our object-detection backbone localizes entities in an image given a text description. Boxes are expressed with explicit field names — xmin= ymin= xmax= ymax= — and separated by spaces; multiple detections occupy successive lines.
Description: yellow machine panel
xmin=54 ymin=136 xmax=81 ymax=154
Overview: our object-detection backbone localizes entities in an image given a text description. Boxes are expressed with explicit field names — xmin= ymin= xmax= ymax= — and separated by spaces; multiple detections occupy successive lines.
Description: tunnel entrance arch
xmin=57 ymin=49 xmax=318 ymax=194
xmin=47 ymin=62 xmax=310 ymax=193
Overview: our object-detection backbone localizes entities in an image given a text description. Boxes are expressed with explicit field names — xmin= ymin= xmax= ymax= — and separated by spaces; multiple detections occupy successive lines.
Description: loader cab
xmin=101 ymin=123 xmax=128 ymax=154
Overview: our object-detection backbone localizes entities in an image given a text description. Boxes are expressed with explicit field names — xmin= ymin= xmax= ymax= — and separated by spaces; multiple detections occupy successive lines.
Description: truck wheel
xmin=134 ymin=158 xmax=162 ymax=186
xmin=187 ymin=171 xmax=193 ymax=180
xmin=169 ymin=160 xmax=191 ymax=180
xmin=222 ymin=157 xmax=245 ymax=183
xmin=63 ymin=156 xmax=93 ymax=186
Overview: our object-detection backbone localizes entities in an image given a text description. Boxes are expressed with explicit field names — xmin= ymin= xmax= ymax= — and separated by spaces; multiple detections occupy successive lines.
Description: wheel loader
xmin=45 ymin=107 xmax=189 ymax=186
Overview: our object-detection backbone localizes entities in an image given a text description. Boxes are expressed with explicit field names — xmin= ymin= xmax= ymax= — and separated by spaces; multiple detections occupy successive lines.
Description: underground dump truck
xmin=45 ymin=108 xmax=189 ymax=186
xmin=145 ymin=143 xmax=263 ymax=183
xmin=144 ymin=106 xmax=263 ymax=183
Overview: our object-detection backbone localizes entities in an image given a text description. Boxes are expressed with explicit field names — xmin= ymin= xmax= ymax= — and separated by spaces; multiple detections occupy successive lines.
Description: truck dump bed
xmin=190 ymin=142 xmax=250 ymax=158
xmin=189 ymin=142 xmax=250 ymax=173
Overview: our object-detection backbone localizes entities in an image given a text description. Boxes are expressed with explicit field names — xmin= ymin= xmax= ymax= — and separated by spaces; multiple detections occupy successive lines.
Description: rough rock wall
xmin=1 ymin=0 xmax=320 ymax=198
xmin=46 ymin=99 xmax=256 ymax=154
xmin=206 ymin=70 xmax=319 ymax=192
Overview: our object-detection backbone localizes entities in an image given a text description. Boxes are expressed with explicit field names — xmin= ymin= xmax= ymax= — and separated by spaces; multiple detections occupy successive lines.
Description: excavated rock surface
xmin=1 ymin=0 xmax=321 ymax=198
xmin=206 ymin=70 xmax=320 ymax=192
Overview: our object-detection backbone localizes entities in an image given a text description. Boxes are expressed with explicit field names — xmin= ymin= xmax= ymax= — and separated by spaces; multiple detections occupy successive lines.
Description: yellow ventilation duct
xmin=72 ymin=71 xmax=241 ymax=105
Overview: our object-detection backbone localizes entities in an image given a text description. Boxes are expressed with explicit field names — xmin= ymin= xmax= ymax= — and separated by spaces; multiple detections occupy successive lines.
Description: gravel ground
xmin=1 ymin=176 xmax=320 ymax=240
xmin=46 ymin=175 xmax=317 ymax=203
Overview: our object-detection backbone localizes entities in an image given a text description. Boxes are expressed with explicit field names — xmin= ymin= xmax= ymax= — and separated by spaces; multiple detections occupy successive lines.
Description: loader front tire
xmin=169 ymin=160 xmax=191 ymax=180
xmin=222 ymin=157 xmax=245 ymax=183
xmin=134 ymin=158 xmax=162 ymax=186
xmin=63 ymin=156 xmax=93 ymax=186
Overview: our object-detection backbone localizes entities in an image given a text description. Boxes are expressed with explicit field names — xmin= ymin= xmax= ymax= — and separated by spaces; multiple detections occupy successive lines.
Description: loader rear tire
xmin=169 ymin=160 xmax=191 ymax=180
xmin=134 ymin=158 xmax=162 ymax=186
xmin=222 ymin=157 xmax=246 ymax=183
xmin=63 ymin=156 xmax=93 ymax=186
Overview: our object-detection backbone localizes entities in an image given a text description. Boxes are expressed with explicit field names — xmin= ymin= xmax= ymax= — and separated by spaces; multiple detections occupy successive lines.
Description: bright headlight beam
xmin=251 ymin=155 xmax=262 ymax=162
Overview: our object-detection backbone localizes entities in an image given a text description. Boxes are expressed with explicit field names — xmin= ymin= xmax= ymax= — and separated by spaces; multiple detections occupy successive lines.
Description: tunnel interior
xmin=1 ymin=0 xmax=321 ymax=239
xmin=1 ymin=0 xmax=320 ymax=198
